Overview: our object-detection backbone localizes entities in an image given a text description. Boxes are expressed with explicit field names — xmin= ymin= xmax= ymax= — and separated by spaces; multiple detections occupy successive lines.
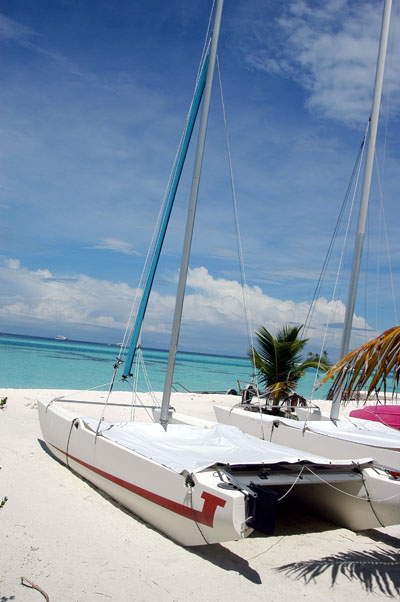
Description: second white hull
xmin=214 ymin=405 xmax=400 ymax=472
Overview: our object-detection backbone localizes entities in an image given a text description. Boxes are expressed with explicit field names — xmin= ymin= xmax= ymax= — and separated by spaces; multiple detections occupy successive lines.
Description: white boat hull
xmin=214 ymin=405 xmax=400 ymax=472
xmin=38 ymin=400 xmax=250 ymax=546
xmin=38 ymin=400 xmax=400 ymax=545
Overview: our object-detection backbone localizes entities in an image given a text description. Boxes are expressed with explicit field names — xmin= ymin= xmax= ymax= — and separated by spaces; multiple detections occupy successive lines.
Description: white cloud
xmin=0 ymin=259 xmax=375 ymax=355
xmin=0 ymin=11 xmax=85 ymax=74
xmin=0 ymin=13 xmax=34 ymax=44
xmin=183 ymin=266 xmax=374 ymax=352
xmin=239 ymin=0 xmax=400 ymax=126
xmin=0 ymin=258 xmax=134 ymax=329
xmin=92 ymin=238 xmax=140 ymax=256
xmin=5 ymin=258 xmax=20 ymax=269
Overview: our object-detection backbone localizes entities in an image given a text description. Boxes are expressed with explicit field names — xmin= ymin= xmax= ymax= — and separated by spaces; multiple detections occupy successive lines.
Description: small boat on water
xmin=55 ymin=335 xmax=67 ymax=341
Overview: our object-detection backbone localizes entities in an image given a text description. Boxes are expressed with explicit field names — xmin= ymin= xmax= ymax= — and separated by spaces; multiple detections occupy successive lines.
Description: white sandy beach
xmin=1 ymin=387 xmax=400 ymax=601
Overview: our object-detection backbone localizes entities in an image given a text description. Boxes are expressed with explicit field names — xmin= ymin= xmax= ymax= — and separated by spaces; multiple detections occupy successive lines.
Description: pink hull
xmin=350 ymin=405 xmax=400 ymax=429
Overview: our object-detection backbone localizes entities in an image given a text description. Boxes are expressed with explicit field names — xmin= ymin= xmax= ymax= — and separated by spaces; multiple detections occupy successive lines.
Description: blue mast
xmin=122 ymin=52 xmax=210 ymax=378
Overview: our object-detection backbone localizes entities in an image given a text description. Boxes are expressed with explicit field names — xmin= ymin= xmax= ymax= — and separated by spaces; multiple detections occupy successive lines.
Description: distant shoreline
xmin=0 ymin=331 xmax=248 ymax=361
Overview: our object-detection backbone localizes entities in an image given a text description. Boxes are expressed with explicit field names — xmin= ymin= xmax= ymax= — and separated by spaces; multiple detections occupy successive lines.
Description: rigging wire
xmin=381 ymin=0 xmax=397 ymax=186
xmin=303 ymin=124 xmax=369 ymax=340
xmin=302 ymin=124 xmax=368 ymax=397
xmin=113 ymin=16 xmax=216 ymax=393
xmin=305 ymin=124 xmax=369 ymax=399
xmin=90 ymin=2 xmax=241 ymax=404
xmin=374 ymin=149 xmax=399 ymax=325
xmin=216 ymin=56 xmax=258 ymax=383
xmin=307 ymin=1 xmax=398 ymax=400
xmin=372 ymin=0 xmax=399 ymax=328
xmin=197 ymin=0 xmax=215 ymax=80
xmin=359 ymin=178 xmax=370 ymax=348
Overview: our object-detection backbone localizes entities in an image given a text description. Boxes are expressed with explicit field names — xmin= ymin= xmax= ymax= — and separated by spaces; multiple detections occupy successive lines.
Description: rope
xmin=186 ymin=474 xmax=209 ymax=544
xmin=130 ymin=349 xmax=141 ymax=421
xmin=122 ymin=372 xmax=160 ymax=422
xmin=96 ymin=360 xmax=122 ymax=433
xmin=360 ymin=468 xmax=385 ymax=528
xmin=277 ymin=466 xmax=306 ymax=501
xmin=49 ymin=380 xmax=117 ymax=405
xmin=65 ymin=419 xmax=76 ymax=468
xmin=138 ymin=347 xmax=160 ymax=407
xmin=250 ymin=401 xmax=271 ymax=441
xmin=303 ymin=464 xmax=400 ymax=503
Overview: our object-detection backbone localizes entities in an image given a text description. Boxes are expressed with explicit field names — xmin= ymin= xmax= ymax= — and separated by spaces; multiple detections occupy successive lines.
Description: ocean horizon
xmin=0 ymin=331 xmax=332 ymax=398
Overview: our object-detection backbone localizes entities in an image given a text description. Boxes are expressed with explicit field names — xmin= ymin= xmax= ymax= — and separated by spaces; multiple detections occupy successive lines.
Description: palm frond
xmin=318 ymin=326 xmax=400 ymax=401
xmin=249 ymin=324 xmax=330 ymax=402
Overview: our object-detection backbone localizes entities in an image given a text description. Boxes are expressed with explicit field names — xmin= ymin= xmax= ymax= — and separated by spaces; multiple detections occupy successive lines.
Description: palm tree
xmin=248 ymin=324 xmax=330 ymax=408
xmin=319 ymin=326 xmax=400 ymax=402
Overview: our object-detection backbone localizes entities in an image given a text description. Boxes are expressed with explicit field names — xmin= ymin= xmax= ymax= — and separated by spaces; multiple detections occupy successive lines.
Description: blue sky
xmin=1 ymin=0 xmax=400 ymax=359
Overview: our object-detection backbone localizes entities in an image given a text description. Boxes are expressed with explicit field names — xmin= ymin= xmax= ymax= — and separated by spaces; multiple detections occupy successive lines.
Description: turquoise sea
xmin=0 ymin=332 xmax=331 ymax=398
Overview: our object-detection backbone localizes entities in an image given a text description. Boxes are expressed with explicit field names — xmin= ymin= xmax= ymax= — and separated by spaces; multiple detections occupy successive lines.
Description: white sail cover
xmin=84 ymin=420 xmax=371 ymax=474
xmin=277 ymin=416 xmax=400 ymax=448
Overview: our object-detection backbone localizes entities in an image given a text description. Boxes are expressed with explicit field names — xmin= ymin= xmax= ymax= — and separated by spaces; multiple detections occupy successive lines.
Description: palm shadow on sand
xmin=276 ymin=529 xmax=400 ymax=596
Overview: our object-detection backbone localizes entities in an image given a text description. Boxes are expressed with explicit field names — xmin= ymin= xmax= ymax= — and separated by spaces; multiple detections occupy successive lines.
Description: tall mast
xmin=160 ymin=0 xmax=224 ymax=427
xmin=122 ymin=53 xmax=210 ymax=379
xmin=330 ymin=0 xmax=392 ymax=420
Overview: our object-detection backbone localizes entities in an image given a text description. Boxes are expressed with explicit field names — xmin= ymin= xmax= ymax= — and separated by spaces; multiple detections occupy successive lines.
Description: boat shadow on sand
xmin=276 ymin=527 xmax=400 ymax=597
xmin=190 ymin=510 xmax=338 ymax=585
xmin=38 ymin=438 xmax=261 ymax=584
xmin=216 ymin=506 xmax=337 ymax=584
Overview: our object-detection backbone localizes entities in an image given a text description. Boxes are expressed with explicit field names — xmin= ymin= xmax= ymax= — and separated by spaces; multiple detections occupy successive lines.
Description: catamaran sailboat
xmin=39 ymin=400 xmax=400 ymax=545
xmin=214 ymin=0 xmax=400 ymax=472
xmin=38 ymin=0 xmax=400 ymax=546
xmin=214 ymin=400 xmax=400 ymax=471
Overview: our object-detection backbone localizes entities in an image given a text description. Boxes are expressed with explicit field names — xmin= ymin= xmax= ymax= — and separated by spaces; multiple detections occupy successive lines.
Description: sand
xmin=1 ymin=387 xmax=400 ymax=601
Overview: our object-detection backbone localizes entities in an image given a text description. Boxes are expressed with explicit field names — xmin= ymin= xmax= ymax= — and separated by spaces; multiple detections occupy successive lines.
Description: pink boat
xmin=349 ymin=405 xmax=400 ymax=430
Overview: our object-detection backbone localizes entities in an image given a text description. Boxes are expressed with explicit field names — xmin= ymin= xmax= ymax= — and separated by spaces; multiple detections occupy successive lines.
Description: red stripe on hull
xmin=49 ymin=443 xmax=226 ymax=527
